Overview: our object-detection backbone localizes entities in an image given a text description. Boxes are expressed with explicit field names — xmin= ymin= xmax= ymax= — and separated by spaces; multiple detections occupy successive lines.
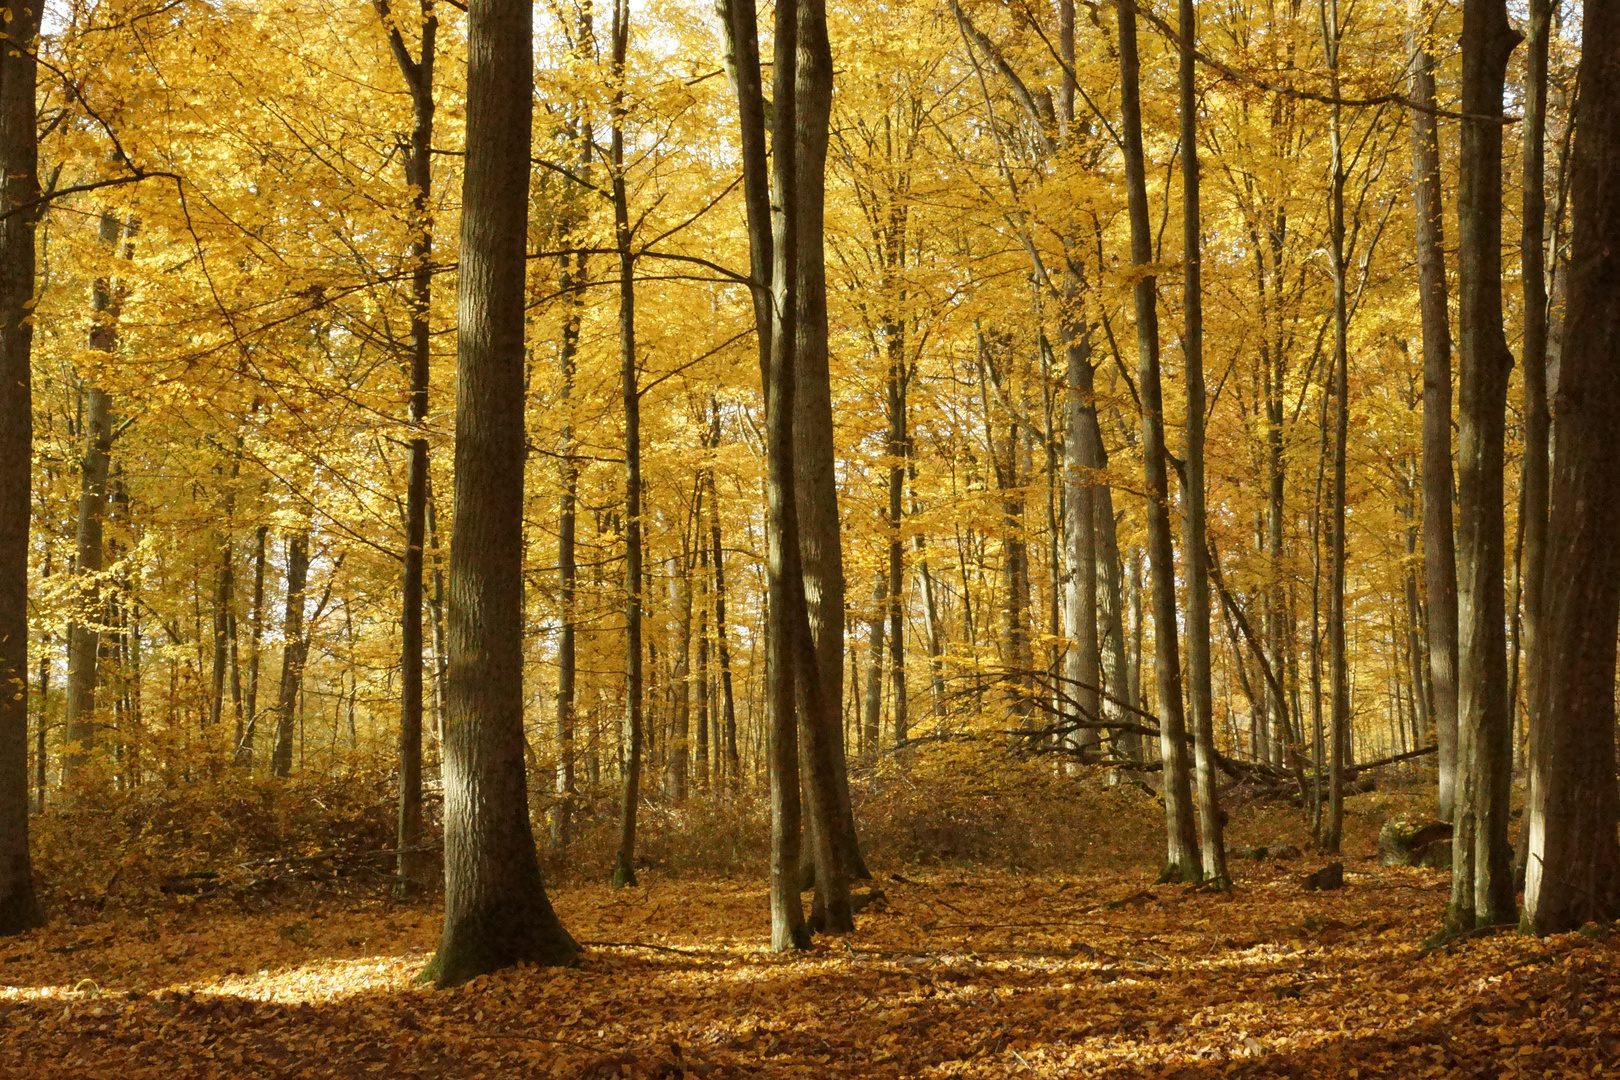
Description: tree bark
xmin=1180 ymin=0 xmax=1226 ymax=885
xmin=1321 ymin=0 xmax=1351 ymax=855
xmin=0 ymin=0 xmax=45 ymax=934
xmin=1515 ymin=0 xmax=1552 ymax=885
xmin=1449 ymin=0 xmax=1519 ymax=932
xmin=609 ymin=0 xmax=645 ymax=889
xmin=1408 ymin=3 xmax=1459 ymax=822
xmin=240 ymin=522 xmax=267 ymax=764
xmin=1118 ymin=0 xmax=1199 ymax=880
xmin=1524 ymin=0 xmax=1620 ymax=931
xmin=419 ymin=0 xmax=578 ymax=986
xmin=271 ymin=531 xmax=309 ymax=779
xmin=377 ymin=0 xmax=437 ymax=894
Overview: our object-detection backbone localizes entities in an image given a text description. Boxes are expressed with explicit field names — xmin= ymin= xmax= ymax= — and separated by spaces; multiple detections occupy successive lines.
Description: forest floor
xmin=3 ymin=849 xmax=1619 ymax=1079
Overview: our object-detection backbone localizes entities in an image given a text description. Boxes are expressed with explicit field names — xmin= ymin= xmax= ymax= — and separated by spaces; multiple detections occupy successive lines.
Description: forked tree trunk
xmin=1449 ymin=0 xmax=1519 ymax=933
xmin=421 ymin=0 xmax=577 ymax=987
xmin=0 ymin=0 xmax=45 ymax=934
xmin=1524 ymin=0 xmax=1620 ymax=932
xmin=1118 ymin=0 xmax=1199 ymax=880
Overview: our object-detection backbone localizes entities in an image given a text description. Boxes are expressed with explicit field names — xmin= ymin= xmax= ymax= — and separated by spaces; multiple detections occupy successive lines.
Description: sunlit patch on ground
xmin=2 ymin=861 xmax=1617 ymax=1078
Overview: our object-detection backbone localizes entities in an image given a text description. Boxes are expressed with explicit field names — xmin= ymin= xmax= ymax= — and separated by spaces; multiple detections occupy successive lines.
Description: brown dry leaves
xmin=2 ymin=859 xmax=1617 ymax=1079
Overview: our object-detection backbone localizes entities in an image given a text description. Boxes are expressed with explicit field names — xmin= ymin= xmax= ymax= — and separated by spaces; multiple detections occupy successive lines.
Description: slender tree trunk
xmin=1524 ymin=4 xmax=1620 ymax=931
xmin=1515 ymin=0 xmax=1552 ymax=886
xmin=886 ymin=347 xmax=909 ymax=749
xmin=240 ymin=523 xmax=267 ymax=764
xmin=1321 ymin=0 xmax=1351 ymax=855
xmin=1409 ymin=0 xmax=1459 ymax=821
xmin=378 ymin=0 xmax=438 ymax=894
xmin=0 ymin=0 xmax=45 ymax=932
xmin=420 ymin=0 xmax=577 ymax=986
xmin=553 ymin=242 xmax=584 ymax=844
xmin=271 ymin=532 xmax=309 ymax=779
xmin=1180 ymin=0 xmax=1226 ymax=885
xmin=610 ymin=0 xmax=645 ymax=888
xmin=1118 ymin=0 xmax=1198 ymax=880
xmin=63 ymin=385 xmax=112 ymax=782
xmin=1449 ymin=0 xmax=1519 ymax=932
xmin=862 ymin=573 xmax=885 ymax=753
xmin=706 ymin=403 xmax=741 ymax=790
xmin=1061 ymin=318 xmax=1101 ymax=759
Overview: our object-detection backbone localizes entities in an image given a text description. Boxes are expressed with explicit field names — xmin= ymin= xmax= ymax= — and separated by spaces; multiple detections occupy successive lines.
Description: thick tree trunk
xmin=791 ymin=0 xmax=864 ymax=884
xmin=420 ymin=0 xmax=577 ymax=986
xmin=1409 ymin=8 xmax=1460 ymax=822
xmin=1180 ymin=0 xmax=1226 ymax=885
xmin=0 ymin=0 xmax=45 ymax=934
xmin=271 ymin=531 xmax=309 ymax=779
xmin=1118 ymin=0 xmax=1198 ymax=880
xmin=1524 ymin=1 xmax=1620 ymax=931
xmin=1449 ymin=0 xmax=1519 ymax=932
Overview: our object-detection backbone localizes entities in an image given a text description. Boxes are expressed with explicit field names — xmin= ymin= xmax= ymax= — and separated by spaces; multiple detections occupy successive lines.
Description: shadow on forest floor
xmin=2 ymin=857 xmax=1617 ymax=1079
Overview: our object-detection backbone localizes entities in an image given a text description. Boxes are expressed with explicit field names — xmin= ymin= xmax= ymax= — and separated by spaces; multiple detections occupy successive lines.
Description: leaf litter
xmin=2 ymin=857 xmax=1617 ymax=1078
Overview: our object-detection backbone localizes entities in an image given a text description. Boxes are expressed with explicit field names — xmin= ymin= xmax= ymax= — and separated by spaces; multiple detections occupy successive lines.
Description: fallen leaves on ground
xmin=2 ymin=858 xmax=1616 ymax=1079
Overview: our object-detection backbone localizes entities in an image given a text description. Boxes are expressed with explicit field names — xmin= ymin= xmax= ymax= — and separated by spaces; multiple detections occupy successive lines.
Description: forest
xmin=1 ymin=0 xmax=1618 ymax=1075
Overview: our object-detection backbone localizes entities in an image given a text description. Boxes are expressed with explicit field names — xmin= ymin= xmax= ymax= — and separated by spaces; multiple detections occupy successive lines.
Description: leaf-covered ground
xmin=3 ymin=854 xmax=1617 ymax=1079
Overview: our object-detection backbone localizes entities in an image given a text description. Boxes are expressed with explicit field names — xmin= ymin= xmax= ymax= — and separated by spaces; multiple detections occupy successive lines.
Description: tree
xmin=1179 ymin=0 xmax=1227 ymax=885
xmin=375 ymin=0 xmax=438 ymax=894
xmin=419 ymin=0 xmax=578 ymax=986
xmin=1449 ymin=0 xmax=1519 ymax=933
xmin=0 ymin=0 xmax=44 ymax=936
xmin=1407 ymin=0 xmax=1458 ymax=823
xmin=1117 ymin=0 xmax=1198 ymax=881
xmin=1523 ymin=0 xmax=1620 ymax=936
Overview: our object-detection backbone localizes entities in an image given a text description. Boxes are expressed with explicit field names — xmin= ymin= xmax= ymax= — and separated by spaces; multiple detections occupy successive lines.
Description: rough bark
xmin=420 ymin=0 xmax=578 ymax=986
xmin=1322 ymin=0 xmax=1350 ymax=855
xmin=1524 ymin=0 xmax=1620 ymax=931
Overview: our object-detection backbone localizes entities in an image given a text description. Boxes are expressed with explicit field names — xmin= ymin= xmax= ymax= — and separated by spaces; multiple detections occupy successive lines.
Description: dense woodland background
xmin=0 ymin=0 xmax=1617 ymax=1009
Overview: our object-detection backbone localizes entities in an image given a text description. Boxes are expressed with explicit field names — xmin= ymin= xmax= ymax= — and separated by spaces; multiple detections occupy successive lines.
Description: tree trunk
xmin=1515 ymin=0 xmax=1552 ymax=885
xmin=1180 ymin=0 xmax=1226 ymax=885
xmin=240 ymin=523 xmax=267 ymax=765
xmin=1322 ymin=0 xmax=1351 ymax=855
xmin=1118 ymin=0 xmax=1199 ymax=880
xmin=420 ymin=0 xmax=578 ymax=986
xmin=862 ymin=573 xmax=886 ymax=754
xmin=1449 ymin=0 xmax=1519 ymax=932
xmin=378 ymin=0 xmax=438 ymax=894
xmin=791 ymin=0 xmax=865 ymax=883
xmin=63 ymin=384 xmax=112 ymax=782
xmin=1409 ymin=0 xmax=1459 ymax=822
xmin=886 ymin=341 xmax=909 ymax=749
xmin=0 ymin=0 xmax=45 ymax=933
xmin=1062 ymin=330 xmax=1100 ymax=757
xmin=707 ymin=403 xmax=741 ymax=790
xmin=610 ymin=0 xmax=645 ymax=888
xmin=1524 ymin=2 xmax=1620 ymax=931
xmin=271 ymin=531 xmax=309 ymax=779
